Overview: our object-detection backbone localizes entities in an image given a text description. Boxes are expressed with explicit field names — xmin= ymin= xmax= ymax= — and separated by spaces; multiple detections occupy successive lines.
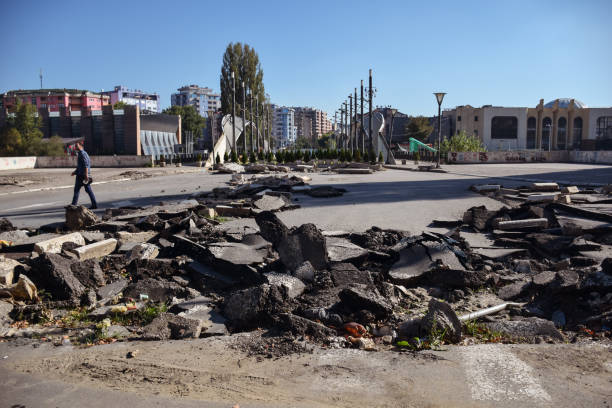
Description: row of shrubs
xmin=218 ymin=149 xmax=384 ymax=165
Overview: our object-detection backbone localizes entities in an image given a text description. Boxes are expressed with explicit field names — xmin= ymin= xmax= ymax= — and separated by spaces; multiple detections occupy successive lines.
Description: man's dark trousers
xmin=71 ymin=177 xmax=97 ymax=207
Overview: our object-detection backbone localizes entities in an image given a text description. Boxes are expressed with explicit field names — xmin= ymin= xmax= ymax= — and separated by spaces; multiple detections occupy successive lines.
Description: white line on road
xmin=461 ymin=344 xmax=551 ymax=404
xmin=11 ymin=201 xmax=62 ymax=210
xmin=0 ymin=178 xmax=131 ymax=197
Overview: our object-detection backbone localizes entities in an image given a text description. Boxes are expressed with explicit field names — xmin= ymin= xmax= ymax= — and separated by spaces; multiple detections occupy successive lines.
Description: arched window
xmin=573 ymin=117 xmax=583 ymax=149
xmin=557 ymin=117 xmax=567 ymax=150
xmin=542 ymin=117 xmax=552 ymax=150
xmin=527 ymin=117 xmax=536 ymax=149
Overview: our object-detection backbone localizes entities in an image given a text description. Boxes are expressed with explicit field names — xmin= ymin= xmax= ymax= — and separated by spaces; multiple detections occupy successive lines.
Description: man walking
xmin=71 ymin=141 xmax=98 ymax=209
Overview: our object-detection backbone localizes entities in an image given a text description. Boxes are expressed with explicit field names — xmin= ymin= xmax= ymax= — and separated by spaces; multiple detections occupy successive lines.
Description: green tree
xmin=113 ymin=101 xmax=127 ymax=109
xmin=0 ymin=127 xmax=22 ymax=155
xmin=162 ymin=105 xmax=206 ymax=139
xmin=440 ymin=131 xmax=486 ymax=155
xmin=220 ymin=42 xmax=266 ymax=119
xmin=40 ymin=135 xmax=65 ymax=156
xmin=405 ymin=116 xmax=434 ymax=142
xmin=295 ymin=136 xmax=310 ymax=149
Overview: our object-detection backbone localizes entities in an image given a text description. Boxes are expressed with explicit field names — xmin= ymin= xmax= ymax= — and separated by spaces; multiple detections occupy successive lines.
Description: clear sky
xmin=1 ymin=0 xmax=610 ymax=117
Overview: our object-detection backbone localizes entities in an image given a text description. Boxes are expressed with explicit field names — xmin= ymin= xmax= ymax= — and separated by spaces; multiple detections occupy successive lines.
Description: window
xmin=41 ymin=103 xmax=47 ymax=108
xmin=557 ymin=117 xmax=567 ymax=150
xmin=596 ymin=116 xmax=612 ymax=140
xmin=457 ymin=115 xmax=461 ymax=122
xmin=31 ymin=97 xmax=36 ymax=105
xmin=573 ymin=117 xmax=582 ymax=149
xmin=474 ymin=115 xmax=478 ymax=122
xmin=527 ymin=117 xmax=536 ymax=149
xmin=542 ymin=117 xmax=552 ymax=150
xmin=491 ymin=116 xmax=518 ymax=139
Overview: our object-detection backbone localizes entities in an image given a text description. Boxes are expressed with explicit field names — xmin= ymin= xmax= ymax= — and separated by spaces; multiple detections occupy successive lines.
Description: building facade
xmin=271 ymin=105 xmax=297 ymax=148
xmin=102 ymin=85 xmax=161 ymax=113
xmin=291 ymin=107 xmax=332 ymax=146
xmin=444 ymin=98 xmax=612 ymax=151
xmin=0 ymin=89 xmax=109 ymax=114
xmin=170 ymin=85 xmax=221 ymax=117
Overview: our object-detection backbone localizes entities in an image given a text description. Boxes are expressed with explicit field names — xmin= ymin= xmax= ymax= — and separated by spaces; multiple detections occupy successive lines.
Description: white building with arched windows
xmin=443 ymin=98 xmax=612 ymax=151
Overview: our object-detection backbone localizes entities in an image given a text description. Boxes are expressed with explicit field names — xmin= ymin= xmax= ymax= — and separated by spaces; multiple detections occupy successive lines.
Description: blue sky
xmin=1 ymin=0 xmax=610 ymax=117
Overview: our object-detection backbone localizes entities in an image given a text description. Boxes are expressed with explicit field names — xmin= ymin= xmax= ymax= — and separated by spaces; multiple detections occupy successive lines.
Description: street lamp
xmin=231 ymin=71 xmax=236 ymax=155
xmin=433 ymin=92 xmax=446 ymax=168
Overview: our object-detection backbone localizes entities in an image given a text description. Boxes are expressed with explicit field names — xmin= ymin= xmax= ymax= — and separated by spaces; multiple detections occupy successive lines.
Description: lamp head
xmin=434 ymin=92 xmax=446 ymax=105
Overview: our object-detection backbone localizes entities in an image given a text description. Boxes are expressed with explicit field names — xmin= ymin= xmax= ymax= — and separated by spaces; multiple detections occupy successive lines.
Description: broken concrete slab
xmin=96 ymin=278 xmax=128 ymax=305
xmin=292 ymin=261 xmax=315 ymax=282
xmin=116 ymin=231 xmax=157 ymax=245
xmin=70 ymin=259 xmax=105 ymax=288
xmin=0 ymin=257 xmax=24 ymax=286
xmin=530 ymin=182 xmax=559 ymax=191
xmin=223 ymin=284 xmax=294 ymax=329
xmin=5 ymin=274 xmax=38 ymax=301
xmin=126 ymin=243 xmax=159 ymax=261
xmin=498 ymin=280 xmax=532 ymax=300
xmin=388 ymin=244 xmax=431 ymax=285
xmin=178 ymin=305 xmax=228 ymax=336
xmin=337 ymin=168 xmax=373 ymax=174
xmin=33 ymin=232 xmax=85 ymax=254
xmin=142 ymin=313 xmax=202 ymax=340
xmin=472 ymin=247 xmax=529 ymax=260
xmin=72 ymin=238 xmax=117 ymax=261
xmin=80 ymin=231 xmax=105 ymax=243
xmin=65 ymin=205 xmax=99 ymax=230
xmin=0 ymin=301 xmax=13 ymax=325
xmin=253 ymin=194 xmax=290 ymax=212
xmin=0 ymin=218 xmax=15 ymax=232
xmin=339 ymin=284 xmax=392 ymax=319
xmin=526 ymin=193 xmax=560 ymax=203
xmin=124 ymin=278 xmax=191 ymax=303
xmin=208 ymin=241 xmax=267 ymax=266
xmin=562 ymin=186 xmax=580 ymax=194
xmin=420 ymin=299 xmax=462 ymax=343
xmin=0 ymin=230 xmax=30 ymax=243
xmin=31 ymin=253 xmax=85 ymax=304
xmin=485 ymin=317 xmax=563 ymax=341
xmin=216 ymin=162 xmax=245 ymax=174
xmin=278 ymin=313 xmax=336 ymax=339
xmin=187 ymin=261 xmax=237 ymax=288
xmin=330 ymin=263 xmax=373 ymax=287
xmin=264 ymin=272 xmax=306 ymax=299
xmin=326 ymin=237 xmax=368 ymax=263
xmin=214 ymin=205 xmax=252 ymax=217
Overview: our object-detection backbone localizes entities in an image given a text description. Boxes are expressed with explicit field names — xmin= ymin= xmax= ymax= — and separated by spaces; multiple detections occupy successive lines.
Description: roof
xmin=544 ymin=98 xmax=587 ymax=109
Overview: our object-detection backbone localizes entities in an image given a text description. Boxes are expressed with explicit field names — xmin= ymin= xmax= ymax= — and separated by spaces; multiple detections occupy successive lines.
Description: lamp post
xmin=360 ymin=80 xmax=364 ymax=153
xmin=348 ymin=94 xmax=353 ymax=153
xmin=388 ymin=108 xmax=398 ymax=163
xmin=255 ymin=95 xmax=260 ymax=153
xmin=242 ymin=82 xmax=246 ymax=154
xmin=231 ymin=71 xmax=236 ymax=155
xmin=433 ymin=92 xmax=446 ymax=168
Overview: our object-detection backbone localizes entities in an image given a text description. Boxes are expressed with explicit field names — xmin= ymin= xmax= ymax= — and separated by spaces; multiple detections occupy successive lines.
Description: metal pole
xmin=334 ymin=111 xmax=338 ymax=152
xmin=360 ymin=80 xmax=364 ymax=153
xmin=242 ymin=82 xmax=246 ymax=155
xmin=437 ymin=103 xmax=442 ymax=167
xmin=231 ymin=72 xmax=236 ymax=154
xmin=368 ymin=69 xmax=373 ymax=155
xmin=354 ymin=88 xmax=358 ymax=153
xmin=249 ymin=91 xmax=254 ymax=153
xmin=256 ymin=96 xmax=260 ymax=153
xmin=349 ymin=95 xmax=353 ymax=154
xmin=267 ymin=104 xmax=271 ymax=152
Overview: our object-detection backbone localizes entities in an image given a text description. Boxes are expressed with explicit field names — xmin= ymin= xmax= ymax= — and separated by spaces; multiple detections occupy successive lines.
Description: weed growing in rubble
xmin=109 ymin=303 xmax=168 ymax=326
xmin=61 ymin=307 xmax=91 ymax=327
xmin=463 ymin=320 xmax=504 ymax=343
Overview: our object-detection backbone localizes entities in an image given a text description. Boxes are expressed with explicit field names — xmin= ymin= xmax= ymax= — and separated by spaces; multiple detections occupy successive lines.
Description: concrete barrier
xmin=570 ymin=150 xmax=612 ymax=164
xmin=0 ymin=156 xmax=37 ymax=170
xmin=448 ymin=151 xmax=570 ymax=164
xmin=35 ymin=155 xmax=153 ymax=168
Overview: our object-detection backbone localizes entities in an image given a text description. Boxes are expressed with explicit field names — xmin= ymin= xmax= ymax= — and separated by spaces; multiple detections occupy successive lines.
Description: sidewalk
xmin=0 ymin=165 xmax=205 ymax=195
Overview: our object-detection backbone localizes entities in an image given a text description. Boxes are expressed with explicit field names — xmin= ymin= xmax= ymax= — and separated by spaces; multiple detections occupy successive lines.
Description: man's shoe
xmin=90 ymin=205 xmax=98 ymax=210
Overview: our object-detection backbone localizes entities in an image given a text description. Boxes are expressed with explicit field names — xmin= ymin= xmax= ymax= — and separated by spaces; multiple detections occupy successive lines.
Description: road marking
xmin=0 ymin=178 xmax=131 ymax=197
xmin=11 ymin=201 xmax=62 ymax=210
xmin=461 ymin=344 xmax=551 ymax=404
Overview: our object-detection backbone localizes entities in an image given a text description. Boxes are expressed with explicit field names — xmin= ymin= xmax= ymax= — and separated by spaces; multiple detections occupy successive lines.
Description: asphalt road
xmin=1 ymin=162 xmax=611 ymax=231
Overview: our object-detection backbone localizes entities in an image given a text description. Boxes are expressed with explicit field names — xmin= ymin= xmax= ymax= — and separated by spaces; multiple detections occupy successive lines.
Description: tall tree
xmin=162 ymin=105 xmax=206 ymax=139
xmin=220 ymin=42 xmax=265 ymax=120
xmin=405 ymin=116 xmax=434 ymax=142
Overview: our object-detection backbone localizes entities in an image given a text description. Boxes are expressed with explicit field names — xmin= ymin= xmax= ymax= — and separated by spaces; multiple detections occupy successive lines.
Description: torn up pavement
xmin=0 ymin=179 xmax=610 ymax=356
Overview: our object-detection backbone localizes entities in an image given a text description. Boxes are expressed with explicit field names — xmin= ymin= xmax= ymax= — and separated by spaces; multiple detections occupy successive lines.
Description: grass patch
xmin=109 ymin=303 xmax=167 ymax=326
xmin=61 ymin=307 xmax=91 ymax=327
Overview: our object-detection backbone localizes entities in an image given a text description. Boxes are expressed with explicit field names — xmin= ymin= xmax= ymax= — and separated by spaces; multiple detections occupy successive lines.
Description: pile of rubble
xmin=0 ymin=177 xmax=610 ymax=354
xmin=215 ymin=160 xmax=384 ymax=175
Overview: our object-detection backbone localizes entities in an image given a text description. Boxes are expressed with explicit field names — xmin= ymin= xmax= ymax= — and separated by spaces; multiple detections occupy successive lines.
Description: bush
xmin=196 ymin=153 xmax=203 ymax=162
xmin=249 ymin=151 xmax=257 ymax=164
xmin=378 ymin=151 xmax=384 ymax=163
xmin=223 ymin=151 xmax=229 ymax=162
xmin=231 ymin=150 xmax=238 ymax=163
xmin=353 ymin=150 xmax=361 ymax=162
xmin=216 ymin=153 xmax=221 ymax=164
xmin=440 ymin=131 xmax=486 ymax=155
xmin=159 ymin=154 xmax=165 ymax=162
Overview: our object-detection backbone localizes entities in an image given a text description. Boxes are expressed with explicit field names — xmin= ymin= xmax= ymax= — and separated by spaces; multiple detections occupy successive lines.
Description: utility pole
xmin=368 ymin=69 xmax=373 ymax=155
xmin=360 ymin=80 xmax=364 ymax=153
xmin=343 ymin=101 xmax=348 ymax=150
xmin=348 ymin=94 xmax=353 ymax=153
xmin=231 ymin=71 xmax=236 ymax=154
xmin=242 ymin=82 xmax=247 ymax=154
xmin=267 ymin=104 xmax=271 ymax=152
xmin=249 ymin=91 xmax=254 ymax=153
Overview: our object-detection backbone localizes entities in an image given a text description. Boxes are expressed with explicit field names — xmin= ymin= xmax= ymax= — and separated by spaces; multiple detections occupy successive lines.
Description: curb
xmin=0 ymin=178 xmax=131 ymax=197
